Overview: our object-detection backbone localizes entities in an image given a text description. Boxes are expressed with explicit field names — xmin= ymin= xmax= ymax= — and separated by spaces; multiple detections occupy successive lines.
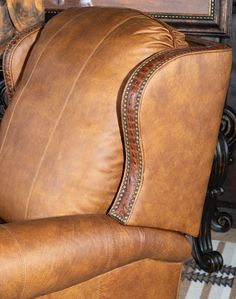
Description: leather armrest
xmin=0 ymin=214 xmax=191 ymax=299
xmin=109 ymin=42 xmax=232 ymax=236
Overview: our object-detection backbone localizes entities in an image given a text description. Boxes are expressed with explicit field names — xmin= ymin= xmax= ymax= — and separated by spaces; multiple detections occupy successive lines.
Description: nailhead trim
xmin=109 ymin=43 xmax=229 ymax=224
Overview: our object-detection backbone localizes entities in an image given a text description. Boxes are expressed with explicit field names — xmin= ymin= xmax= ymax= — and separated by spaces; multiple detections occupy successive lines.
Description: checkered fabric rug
xmin=179 ymin=240 xmax=236 ymax=299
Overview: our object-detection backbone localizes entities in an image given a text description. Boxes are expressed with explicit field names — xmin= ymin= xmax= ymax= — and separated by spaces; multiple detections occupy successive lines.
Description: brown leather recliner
xmin=0 ymin=7 xmax=232 ymax=299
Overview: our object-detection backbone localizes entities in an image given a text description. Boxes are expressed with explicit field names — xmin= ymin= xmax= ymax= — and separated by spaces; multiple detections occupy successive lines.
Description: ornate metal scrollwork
xmin=192 ymin=189 xmax=224 ymax=273
xmin=192 ymin=106 xmax=236 ymax=273
xmin=211 ymin=106 xmax=236 ymax=233
xmin=211 ymin=208 xmax=233 ymax=232
xmin=221 ymin=106 xmax=236 ymax=158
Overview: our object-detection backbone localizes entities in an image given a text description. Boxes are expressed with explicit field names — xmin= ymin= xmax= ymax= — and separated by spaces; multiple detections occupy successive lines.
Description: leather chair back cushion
xmin=0 ymin=8 xmax=187 ymax=221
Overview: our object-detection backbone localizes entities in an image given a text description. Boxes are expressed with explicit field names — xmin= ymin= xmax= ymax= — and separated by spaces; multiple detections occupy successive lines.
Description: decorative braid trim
xmin=109 ymin=43 xmax=229 ymax=224
xmin=2 ymin=23 xmax=43 ymax=100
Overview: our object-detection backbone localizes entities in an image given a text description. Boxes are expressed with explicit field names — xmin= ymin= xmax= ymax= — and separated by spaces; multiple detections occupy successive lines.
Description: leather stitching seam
xmin=0 ymin=9 xmax=94 ymax=157
xmin=24 ymin=14 xmax=143 ymax=219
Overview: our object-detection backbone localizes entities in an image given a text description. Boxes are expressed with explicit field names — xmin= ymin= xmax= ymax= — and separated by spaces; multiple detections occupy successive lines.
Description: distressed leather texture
xmin=108 ymin=45 xmax=232 ymax=236
xmin=0 ymin=7 xmax=187 ymax=222
xmin=0 ymin=215 xmax=190 ymax=299
xmin=0 ymin=6 xmax=232 ymax=299
xmin=131 ymin=49 xmax=232 ymax=236
xmin=37 ymin=259 xmax=182 ymax=299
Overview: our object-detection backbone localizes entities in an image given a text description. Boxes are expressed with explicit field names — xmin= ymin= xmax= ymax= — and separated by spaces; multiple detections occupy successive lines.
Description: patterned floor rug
xmin=179 ymin=240 xmax=236 ymax=299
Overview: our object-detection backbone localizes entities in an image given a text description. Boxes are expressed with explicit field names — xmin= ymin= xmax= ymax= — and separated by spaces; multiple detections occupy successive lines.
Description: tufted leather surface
xmin=0 ymin=7 xmax=187 ymax=222
xmin=0 ymin=215 xmax=190 ymax=299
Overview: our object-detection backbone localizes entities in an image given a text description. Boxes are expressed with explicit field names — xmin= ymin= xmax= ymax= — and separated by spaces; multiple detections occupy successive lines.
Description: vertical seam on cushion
xmin=0 ymin=9 xmax=95 ymax=156
xmin=24 ymin=15 xmax=142 ymax=219
xmin=1 ymin=226 xmax=26 ymax=299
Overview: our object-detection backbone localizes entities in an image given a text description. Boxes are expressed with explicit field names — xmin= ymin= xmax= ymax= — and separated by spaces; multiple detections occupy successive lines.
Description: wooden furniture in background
xmin=44 ymin=0 xmax=232 ymax=36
